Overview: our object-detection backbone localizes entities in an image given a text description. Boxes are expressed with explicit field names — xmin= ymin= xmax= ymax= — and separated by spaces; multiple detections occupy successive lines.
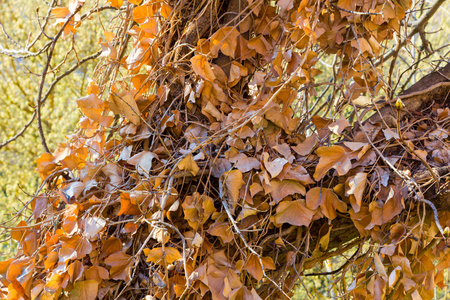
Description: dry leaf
xmin=109 ymin=92 xmax=141 ymax=125
xmin=210 ymin=27 xmax=240 ymax=58
xmin=222 ymin=170 xmax=244 ymax=203
xmin=306 ymin=187 xmax=347 ymax=220
xmin=274 ymin=200 xmax=314 ymax=226
xmin=177 ymin=154 xmax=200 ymax=176
xmin=313 ymin=146 xmax=352 ymax=180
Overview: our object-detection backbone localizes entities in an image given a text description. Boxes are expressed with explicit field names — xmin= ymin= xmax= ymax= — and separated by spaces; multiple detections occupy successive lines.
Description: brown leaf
xmin=292 ymin=135 xmax=318 ymax=156
xmin=306 ymin=187 xmax=347 ymax=220
xmin=127 ymin=151 xmax=156 ymax=178
xmin=109 ymin=92 xmax=141 ymax=125
xmin=104 ymin=251 xmax=135 ymax=281
xmin=270 ymin=179 xmax=305 ymax=203
xmin=191 ymin=55 xmax=216 ymax=81
xmin=328 ymin=117 xmax=350 ymax=136
xmin=263 ymin=152 xmax=288 ymax=178
xmin=313 ymin=146 xmax=352 ymax=180
xmin=207 ymin=222 xmax=234 ymax=243
xmin=373 ymin=253 xmax=388 ymax=281
xmin=274 ymin=200 xmax=314 ymax=226
xmin=222 ymin=170 xmax=244 ymax=203
xmin=210 ymin=27 xmax=240 ymax=58
xmin=177 ymin=154 xmax=200 ymax=176
xmin=83 ymin=217 xmax=106 ymax=240
xmin=244 ymin=254 xmax=276 ymax=281
xmin=345 ymin=173 xmax=368 ymax=213
xmin=143 ymin=247 xmax=182 ymax=265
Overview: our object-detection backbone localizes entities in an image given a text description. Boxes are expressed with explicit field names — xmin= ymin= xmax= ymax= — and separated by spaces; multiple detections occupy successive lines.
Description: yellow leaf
xmin=68 ymin=280 xmax=98 ymax=300
xmin=177 ymin=154 xmax=200 ymax=176
xmin=143 ymin=247 xmax=182 ymax=265
xmin=107 ymin=0 xmax=123 ymax=9
xmin=190 ymin=55 xmax=216 ymax=81
xmin=313 ymin=146 xmax=352 ymax=180
xmin=210 ymin=27 xmax=240 ymax=58
xmin=109 ymin=92 xmax=141 ymax=125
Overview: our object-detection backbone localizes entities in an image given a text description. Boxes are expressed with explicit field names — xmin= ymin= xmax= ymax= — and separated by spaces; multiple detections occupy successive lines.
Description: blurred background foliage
xmin=0 ymin=0 xmax=112 ymax=257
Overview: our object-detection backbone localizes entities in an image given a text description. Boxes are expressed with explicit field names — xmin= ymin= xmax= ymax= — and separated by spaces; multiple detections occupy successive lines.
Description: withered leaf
xmin=177 ymin=154 xmax=200 ymax=176
xmin=306 ymin=187 xmax=347 ymax=220
xmin=313 ymin=146 xmax=352 ymax=180
xmin=274 ymin=200 xmax=314 ymax=226
xmin=143 ymin=247 xmax=182 ymax=265
xmin=210 ymin=27 xmax=240 ymax=58
xmin=222 ymin=169 xmax=244 ymax=203
xmin=270 ymin=179 xmax=305 ymax=203
xmin=109 ymin=92 xmax=141 ymax=126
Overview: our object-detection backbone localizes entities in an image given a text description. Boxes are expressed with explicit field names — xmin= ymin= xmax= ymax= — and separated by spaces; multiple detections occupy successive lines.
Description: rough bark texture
xmin=369 ymin=63 xmax=450 ymax=126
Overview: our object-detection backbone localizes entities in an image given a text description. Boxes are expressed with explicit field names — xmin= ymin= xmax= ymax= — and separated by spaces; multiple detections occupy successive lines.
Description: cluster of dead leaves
xmin=1 ymin=0 xmax=450 ymax=299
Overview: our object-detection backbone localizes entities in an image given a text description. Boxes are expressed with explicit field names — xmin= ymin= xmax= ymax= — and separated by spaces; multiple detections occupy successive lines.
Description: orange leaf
xmin=107 ymin=0 xmax=123 ymax=9
xmin=305 ymin=187 xmax=347 ymax=220
xmin=313 ymin=146 xmax=352 ymax=180
xmin=274 ymin=200 xmax=314 ymax=226
xmin=244 ymin=254 xmax=275 ymax=281
xmin=143 ymin=247 xmax=182 ymax=265
xmin=117 ymin=192 xmax=142 ymax=216
xmin=190 ymin=55 xmax=216 ymax=81
xmin=210 ymin=27 xmax=240 ymax=58
xmin=177 ymin=154 xmax=200 ymax=176
xmin=160 ymin=2 xmax=172 ymax=19
xmin=76 ymin=93 xmax=104 ymax=121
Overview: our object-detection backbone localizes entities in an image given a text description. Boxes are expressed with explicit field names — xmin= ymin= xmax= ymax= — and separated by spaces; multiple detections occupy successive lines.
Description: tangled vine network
xmin=1 ymin=0 xmax=450 ymax=299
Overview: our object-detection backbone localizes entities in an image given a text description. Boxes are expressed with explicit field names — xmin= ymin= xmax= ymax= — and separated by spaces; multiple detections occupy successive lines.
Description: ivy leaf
xmin=222 ymin=170 xmax=244 ymax=203
xmin=306 ymin=187 xmax=347 ymax=220
xmin=68 ymin=280 xmax=98 ymax=300
xmin=313 ymin=146 xmax=352 ymax=180
xmin=143 ymin=247 xmax=182 ymax=265
xmin=177 ymin=154 xmax=200 ymax=176
xmin=210 ymin=27 xmax=240 ymax=58
xmin=191 ymin=55 xmax=216 ymax=82
xmin=274 ymin=200 xmax=314 ymax=226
